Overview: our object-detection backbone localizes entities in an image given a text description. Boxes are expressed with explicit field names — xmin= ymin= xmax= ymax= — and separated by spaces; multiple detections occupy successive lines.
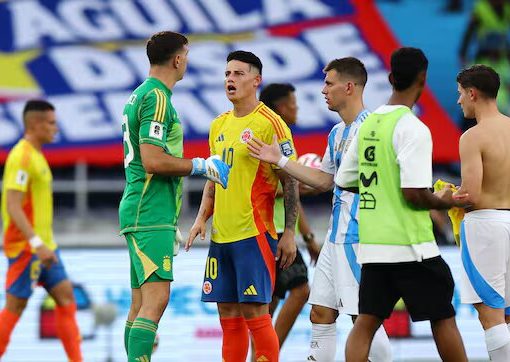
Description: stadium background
xmin=0 ymin=0 xmax=502 ymax=360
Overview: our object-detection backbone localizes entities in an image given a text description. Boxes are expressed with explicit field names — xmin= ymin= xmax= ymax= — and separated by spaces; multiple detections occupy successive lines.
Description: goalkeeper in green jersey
xmin=118 ymin=31 xmax=230 ymax=362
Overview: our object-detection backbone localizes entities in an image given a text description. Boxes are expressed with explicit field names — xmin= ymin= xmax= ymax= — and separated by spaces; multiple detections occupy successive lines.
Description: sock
xmin=307 ymin=323 xmax=336 ymax=361
xmin=368 ymin=325 xmax=392 ymax=362
xmin=246 ymin=314 xmax=279 ymax=362
xmin=125 ymin=320 xmax=133 ymax=355
xmin=220 ymin=316 xmax=249 ymax=362
xmin=485 ymin=323 xmax=510 ymax=362
xmin=128 ymin=317 xmax=157 ymax=362
xmin=55 ymin=303 xmax=83 ymax=362
xmin=0 ymin=309 xmax=20 ymax=356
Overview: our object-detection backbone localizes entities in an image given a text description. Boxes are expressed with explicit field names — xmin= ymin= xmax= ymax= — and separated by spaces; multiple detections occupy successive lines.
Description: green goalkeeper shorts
xmin=125 ymin=230 xmax=175 ymax=289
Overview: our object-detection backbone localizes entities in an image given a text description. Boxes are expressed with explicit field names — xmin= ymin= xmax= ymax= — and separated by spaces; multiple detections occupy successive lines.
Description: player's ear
xmin=346 ymin=81 xmax=355 ymax=95
xmin=388 ymin=73 xmax=395 ymax=87
xmin=173 ymin=54 xmax=180 ymax=69
xmin=469 ymin=88 xmax=476 ymax=101
xmin=417 ymin=71 xmax=426 ymax=88
xmin=254 ymin=74 xmax=262 ymax=88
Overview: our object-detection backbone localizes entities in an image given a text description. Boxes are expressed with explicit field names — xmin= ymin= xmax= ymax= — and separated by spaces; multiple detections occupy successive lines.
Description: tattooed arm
xmin=276 ymin=170 xmax=298 ymax=269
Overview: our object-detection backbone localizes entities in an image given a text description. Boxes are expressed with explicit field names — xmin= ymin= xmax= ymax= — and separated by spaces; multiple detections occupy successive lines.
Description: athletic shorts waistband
xmin=465 ymin=209 xmax=510 ymax=223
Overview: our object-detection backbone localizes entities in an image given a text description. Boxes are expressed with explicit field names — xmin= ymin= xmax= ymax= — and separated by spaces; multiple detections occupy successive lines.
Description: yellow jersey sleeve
xmin=257 ymin=104 xmax=297 ymax=169
xmin=3 ymin=143 xmax=32 ymax=193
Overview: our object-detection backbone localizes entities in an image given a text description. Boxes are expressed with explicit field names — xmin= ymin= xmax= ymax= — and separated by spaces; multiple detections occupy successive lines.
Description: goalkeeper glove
xmin=191 ymin=155 xmax=230 ymax=189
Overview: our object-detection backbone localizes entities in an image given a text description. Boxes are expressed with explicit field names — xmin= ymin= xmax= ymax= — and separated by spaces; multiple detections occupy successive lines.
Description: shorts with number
xmin=308 ymin=241 xmax=361 ymax=315
xmin=201 ymin=232 xmax=277 ymax=304
xmin=6 ymin=249 xmax=68 ymax=299
xmin=125 ymin=230 xmax=175 ymax=289
xmin=460 ymin=210 xmax=510 ymax=308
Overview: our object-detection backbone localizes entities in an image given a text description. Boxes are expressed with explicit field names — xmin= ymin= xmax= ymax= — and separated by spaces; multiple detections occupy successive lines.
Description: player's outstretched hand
xmin=276 ymin=231 xmax=297 ymax=269
xmin=35 ymin=245 xmax=58 ymax=268
xmin=186 ymin=219 xmax=207 ymax=252
xmin=191 ymin=155 xmax=230 ymax=189
xmin=247 ymin=135 xmax=281 ymax=165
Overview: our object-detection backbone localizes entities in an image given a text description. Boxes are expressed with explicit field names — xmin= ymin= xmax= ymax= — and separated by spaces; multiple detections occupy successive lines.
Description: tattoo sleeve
xmin=281 ymin=172 xmax=298 ymax=231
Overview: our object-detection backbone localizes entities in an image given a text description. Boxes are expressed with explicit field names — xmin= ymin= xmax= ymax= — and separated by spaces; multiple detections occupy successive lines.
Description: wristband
xmin=277 ymin=156 xmax=289 ymax=168
xmin=29 ymin=235 xmax=44 ymax=249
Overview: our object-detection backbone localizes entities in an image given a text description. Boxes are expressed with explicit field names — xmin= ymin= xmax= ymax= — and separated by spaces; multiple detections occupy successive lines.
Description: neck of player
xmin=233 ymin=96 xmax=260 ymax=118
xmin=338 ymin=100 xmax=365 ymax=125
xmin=474 ymin=100 xmax=500 ymax=124
xmin=149 ymin=68 xmax=179 ymax=91
xmin=388 ymin=90 xmax=419 ymax=109
xmin=24 ymin=134 xmax=43 ymax=151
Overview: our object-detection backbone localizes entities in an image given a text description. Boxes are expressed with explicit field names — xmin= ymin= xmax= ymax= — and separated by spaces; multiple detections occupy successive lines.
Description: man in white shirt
xmin=336 ymin=47 xmax=467 ymax=362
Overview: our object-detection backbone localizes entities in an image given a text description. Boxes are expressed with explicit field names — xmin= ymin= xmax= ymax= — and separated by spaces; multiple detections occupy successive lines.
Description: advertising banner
xmin=0 ymin=0 xmax=460 ymax=166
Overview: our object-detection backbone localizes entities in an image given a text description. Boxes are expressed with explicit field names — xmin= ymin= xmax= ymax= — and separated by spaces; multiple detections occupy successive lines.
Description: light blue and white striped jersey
xmin=320 ymin=109 xmax=369 ymax=244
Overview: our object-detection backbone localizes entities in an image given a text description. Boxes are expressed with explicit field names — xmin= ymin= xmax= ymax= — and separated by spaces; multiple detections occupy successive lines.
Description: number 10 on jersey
xmin=222 ymin=147 xmax=234 ymax=167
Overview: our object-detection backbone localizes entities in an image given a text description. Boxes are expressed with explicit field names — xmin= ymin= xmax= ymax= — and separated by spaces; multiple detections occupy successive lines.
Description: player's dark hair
xmin=323 ymin=57 xmax=367 ymax=87
xmin=227 ymin=50 xmax=263 ymax=75
xmin=259 ymin=83 xmax=296 ymax=111
xmin=390 ymin=47 xmax=428 ymax=91
xmin=22 ymin=99 xmax=55 ymax=126
xmin=457 ymin=64 xmax=500 ymax=99
xmin=146 ymin=31 xmax=188 ymax=66
xmin=23 ymin=99 xmax=54 ymax=117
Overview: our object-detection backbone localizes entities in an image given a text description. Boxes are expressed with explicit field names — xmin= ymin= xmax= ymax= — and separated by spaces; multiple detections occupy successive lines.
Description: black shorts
xmin=273 ymin=234 xmax=308 ymax=299
xmin=359 ymin=256 xmax=456 ymax=322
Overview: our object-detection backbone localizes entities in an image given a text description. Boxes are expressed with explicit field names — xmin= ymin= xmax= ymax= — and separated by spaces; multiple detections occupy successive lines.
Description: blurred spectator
xmin=475 ymin=34 xmax=510 ymax=114
xmin=459 ymin=0 xmax=510 ymax=128
xmin=459 ymin=0 xmax=510 ymax=65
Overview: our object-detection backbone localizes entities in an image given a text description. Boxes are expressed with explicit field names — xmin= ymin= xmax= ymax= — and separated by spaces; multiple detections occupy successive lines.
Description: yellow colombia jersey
xmin=1 ymin=139 xmax=56 ymax=258
xmin=209 ymin=102 xmax=297 ymax=243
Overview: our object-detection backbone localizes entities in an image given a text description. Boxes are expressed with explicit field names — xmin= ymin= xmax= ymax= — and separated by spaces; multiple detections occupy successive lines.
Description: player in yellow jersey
xmin=187 ymin=51 xmax=299 ymax=362
xmin=0 ymin=100 xmax=82 ymax=361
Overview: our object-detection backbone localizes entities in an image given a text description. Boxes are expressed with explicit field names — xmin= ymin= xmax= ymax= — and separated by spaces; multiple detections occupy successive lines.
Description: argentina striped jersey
xmin=320 ymin=109 xmax=370 ymax=244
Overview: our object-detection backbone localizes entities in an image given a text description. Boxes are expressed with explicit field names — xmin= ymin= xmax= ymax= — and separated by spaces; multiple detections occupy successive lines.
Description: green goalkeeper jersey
xmin=119 ymin=77 xmax=183 ymax=234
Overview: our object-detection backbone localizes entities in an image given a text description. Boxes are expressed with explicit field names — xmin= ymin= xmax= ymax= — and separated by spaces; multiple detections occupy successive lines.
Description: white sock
xmin=485 ymin=323 xmax=510 ymax=362
xmin=368 ymin=325 xmax=392 ymax=362
xmin=307 ymin=323 xmax=336 ymax=362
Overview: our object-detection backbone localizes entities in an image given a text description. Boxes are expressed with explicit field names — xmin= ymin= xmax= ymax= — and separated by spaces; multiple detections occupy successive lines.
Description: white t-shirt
xmin=335 ymin=105 xmax=440 ymax=263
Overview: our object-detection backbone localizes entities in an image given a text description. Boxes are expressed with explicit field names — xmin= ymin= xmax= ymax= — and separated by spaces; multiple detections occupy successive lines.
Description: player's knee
xmin=141 ymin=296 xmax=169 ymax=320
xmin=309 ymin=305 xmax=337 ymax=324
xmin=5 ymin=297 xmax=28 ymax=316
xmin=290 ymin=283 xmax=310 ymax=304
